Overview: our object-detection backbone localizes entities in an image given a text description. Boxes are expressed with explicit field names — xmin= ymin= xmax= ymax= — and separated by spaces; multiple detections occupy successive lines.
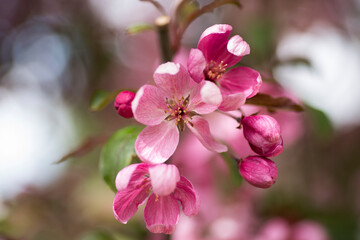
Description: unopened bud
xmin=114 ymin=91 xmax=135 ymax=118
xmin=242 ymin=115 xmax=283 ymax=157
xmin=238 ymin=155 xmax=278 ymax=188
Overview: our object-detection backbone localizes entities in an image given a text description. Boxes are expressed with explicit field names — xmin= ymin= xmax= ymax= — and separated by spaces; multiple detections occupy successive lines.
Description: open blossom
xmin=242 ymin=115 xmax=283 ymax=157
xmin=187 ymin=24 xmax=262 ymax=111
xmin=113 ymin=163 xmax=200 ymax=234
xmin=238 ymin=155 xmax=278 ymax=188
xmin=132 ymin=62 xmax=227 ymax=164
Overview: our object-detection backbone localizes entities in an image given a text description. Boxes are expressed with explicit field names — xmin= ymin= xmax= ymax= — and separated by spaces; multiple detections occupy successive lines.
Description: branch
xmin=140 ymin=0 xmax=166 ymax=15
xmin=155 ymin=15 xmax=173 ymax=62
xmin=173 ymin=0 xmax=242 ymax=51
xmin=55 ymin=135 xmax=108 ymax=164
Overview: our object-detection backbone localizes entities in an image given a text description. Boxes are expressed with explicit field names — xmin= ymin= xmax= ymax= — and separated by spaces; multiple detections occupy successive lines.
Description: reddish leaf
xmin=245 ymin=93 xmax=304 ymax=112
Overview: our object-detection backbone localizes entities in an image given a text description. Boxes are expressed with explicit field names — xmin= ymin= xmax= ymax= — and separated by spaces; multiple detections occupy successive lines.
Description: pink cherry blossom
xmin=132 ymin=62 xmax=227 ymax=164
xmin=187 ymin=24 xmax=262 ymax=111
xmin=113 ymin=163 xmax=200 ymax=234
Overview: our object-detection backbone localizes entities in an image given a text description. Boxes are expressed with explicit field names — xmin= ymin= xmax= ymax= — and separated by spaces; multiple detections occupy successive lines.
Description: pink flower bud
xmin=238 ymin=155 xmax=278 ymax=188
xmin=242 ymin=115 xmax=283 ymax=157
xmin=114 ymin=91 xmax=135 ymax=118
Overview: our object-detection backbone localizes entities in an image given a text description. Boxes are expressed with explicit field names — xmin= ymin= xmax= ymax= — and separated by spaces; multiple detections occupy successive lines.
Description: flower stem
xmin=155 ymin=15 xmax=173 ymax=63
xmin=216 ymin=110 xmax=242 ymax=123
xmin=220 ymin=151 xmax=243 ymax=186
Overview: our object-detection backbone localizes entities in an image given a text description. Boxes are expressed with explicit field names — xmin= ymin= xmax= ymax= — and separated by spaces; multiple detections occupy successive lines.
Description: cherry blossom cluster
xmin=113 ymin=24 xmax=284 ymax=234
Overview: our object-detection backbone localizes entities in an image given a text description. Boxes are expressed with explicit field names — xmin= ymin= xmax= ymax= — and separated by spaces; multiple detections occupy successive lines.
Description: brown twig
xmin=155 ymin=15 xmax=173 ymax=62
xmin=55 ymin=135 xmax=109 ymax=164
xmin=140 ymin=0 xmax=166 ymax=15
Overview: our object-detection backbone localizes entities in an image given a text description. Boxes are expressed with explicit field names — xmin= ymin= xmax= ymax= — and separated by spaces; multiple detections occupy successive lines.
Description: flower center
xmin=164 ymin=95 xmax=194 ymax=132
xmin=204 ymin=60 xmax=228 ymax=82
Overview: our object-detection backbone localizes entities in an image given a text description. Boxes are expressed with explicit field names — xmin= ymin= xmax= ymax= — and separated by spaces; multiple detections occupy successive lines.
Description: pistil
xmin=164 ymin=95 xmax=194 ymax=131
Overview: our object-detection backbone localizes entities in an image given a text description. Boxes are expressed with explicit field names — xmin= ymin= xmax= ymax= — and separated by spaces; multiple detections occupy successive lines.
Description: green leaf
xmin=100 ymin=126 xmax=144 ymax=192
xmin=126 ymin=24 xmax=155 ymax=35
xmin=306 ymin=104 xmax=333 ymax=138
xmin=90 ymin=89 xmax=121 ymax=112
xmin=80 ymin=231 xmax=116 ymax=240
xmin=80 ymin=230 xmax=135 ymax=240
xmin=245 ymin=93 xmax=304 ymax=112
xmin=276 ymin=57 xmax=312 ymax=67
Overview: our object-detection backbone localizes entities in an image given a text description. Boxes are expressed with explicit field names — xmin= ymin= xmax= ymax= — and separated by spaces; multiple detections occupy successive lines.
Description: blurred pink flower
xmin=132 ymin=62 xmax=227 ymax=164
xmin=113 ymin=163 xmax=200 ymax=234
xmin=171 ymin=185 xmax=258 ymax=240
xmin=254 ymin=218 xmax=330 ymax=240
xmin=242 ymin=115 xmax=283 ymax=157
xmin=292 ymin=221 xmax=330 ymax=240
xmin=238 ymin=155 xmax=278 ymax=188
xmin=254 ymin=218 xmax=291 ymax=240
xmin=114 ymin=91 xmax=136 ymax=118
xmin=187 ymin=24 xmax=262 ymax=111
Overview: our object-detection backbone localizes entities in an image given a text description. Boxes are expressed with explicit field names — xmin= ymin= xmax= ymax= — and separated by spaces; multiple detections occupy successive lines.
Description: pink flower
xmin=242 ymin=115 xmax=283 ymax=157
xmin=114 ymin=91 xmax=136 ymax=118
xmin=113 ymin=163 xmax=200 ymax=234
xmin=132 ymin=62 xmax=227 ymax=164
xmin=254 ymin=218 xmax=291 ymax=240
xmin=238 ymin=155 xmax=278 ymax=188
xmin=187 ymin=24 xmax=262 ymax=111
xmin=254 ymin=219 xmax=330 ymax=240
xmin=292 ymin=221 xmax=329 ymax=240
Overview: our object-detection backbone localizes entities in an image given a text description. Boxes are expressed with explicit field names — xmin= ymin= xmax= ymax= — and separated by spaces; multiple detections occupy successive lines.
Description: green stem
xmin=155 ymin=15 xmax=173 ymax=63
xmin=220 ymin=152 xmax=243 ymax=186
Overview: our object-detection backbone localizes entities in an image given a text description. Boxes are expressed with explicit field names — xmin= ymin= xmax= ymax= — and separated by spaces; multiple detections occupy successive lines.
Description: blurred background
xmin=0 ymin=0 xmax=360 ymax=239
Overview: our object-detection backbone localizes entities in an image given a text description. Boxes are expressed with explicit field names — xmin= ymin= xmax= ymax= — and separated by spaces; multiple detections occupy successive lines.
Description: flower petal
xmin=189 ymin=81 xmax=221 ymax=114
xmin=115 ymin=163 xmax=141 ymax=191
xmin=149 ymin=164 xmax=180 ymax=196
xmin=187 ymin=48 xmax=206 ymax=83
xmin=144 ymin=194 xmax=180 ymax=234
xmin=153 ymin=62 xmax=191 ymax=98
xmin=228 ymin=35 xmax=250 ymax=57
xmin=187 ymin=116 xmax=227 ymax=153
xmin=132 ymin=85 xmax=167 ymax=126
xmin=117 ymin=163 xmax=150 ymax=191
xmin=173 ymin=176 xmax=200 ymax=216
xmin=218 ymin=91 xmax=246 ymax=111
xmin=216 ymin=35 xmax=250 ymax=67
xmin=113 ymin=185 xmax=150 ymax=224
xmin=135 ymin=122 xmax=179 ymax=164
xmin=219 ymin=66 xmax=262 ymax=99
xmin=200 ymin=81 xmax=222 ymax=106
xmin=198 ymin=24 xmax=232 ymax=62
